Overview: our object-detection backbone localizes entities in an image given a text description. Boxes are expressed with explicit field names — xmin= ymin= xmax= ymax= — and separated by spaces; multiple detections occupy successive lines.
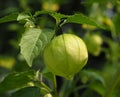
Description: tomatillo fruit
xmin=44 ymin=34 xmax=88 ymax=79
xmin=84 ymin=33 xmax=103 ymax=56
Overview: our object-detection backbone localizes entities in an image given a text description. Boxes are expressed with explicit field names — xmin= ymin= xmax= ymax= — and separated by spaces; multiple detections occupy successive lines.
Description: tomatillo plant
xmin=0 ymin=10 xmax=103 ymax=97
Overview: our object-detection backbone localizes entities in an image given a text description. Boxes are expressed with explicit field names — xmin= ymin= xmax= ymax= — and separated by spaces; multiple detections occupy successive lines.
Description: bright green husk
xmin=44 ymin=34 xmax=88 ymax=79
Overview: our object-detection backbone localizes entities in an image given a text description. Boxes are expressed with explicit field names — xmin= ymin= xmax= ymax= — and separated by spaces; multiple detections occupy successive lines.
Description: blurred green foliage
xmin=0 ymin=0 xmax=120 ymax=97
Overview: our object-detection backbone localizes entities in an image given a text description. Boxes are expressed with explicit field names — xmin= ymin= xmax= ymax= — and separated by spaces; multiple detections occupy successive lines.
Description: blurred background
xmin=0 ymin=0 xmax=120 ymax=97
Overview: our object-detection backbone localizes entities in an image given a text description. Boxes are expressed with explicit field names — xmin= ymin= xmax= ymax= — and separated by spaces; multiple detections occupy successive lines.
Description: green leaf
xmin=17 ymin=13 xmax=30 ymax=21
xmin=12 ymin=87 xmax=43 ymax=97
xmin=65 ymin=14 xmax=103 ymax=28
xmin=0 ymin=70 xmax=35 ymax=92
xmin=89 ymin=82 xmax=105 ymax=96
xmin=113 ymin=13 xmax=120 ymax=36
xmin=81 ymin=70 xmax=106 ymax=86
xmin=84 ymin=0 xmax=110 ymax=4
xmin=42 ymin=68 xmax=54 ymax=81
xmin=19 ymin=28 xmax=54 ymax=66
xmin=49 ymin=12 xmax=103 ymax=28
xmin=0 ymin=13 xmax=18 ymax=24
xmin=104 ymin=68 xmax=120 ymax=97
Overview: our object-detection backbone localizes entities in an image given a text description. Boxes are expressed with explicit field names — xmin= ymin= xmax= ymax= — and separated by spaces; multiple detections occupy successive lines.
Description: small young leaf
xmin=0 ymin=13 xmax=18 ymax=24
xmin=11 ymin=87 xmax=43 ymax=97
xmin=19 ymin=28 xmax=54 ymax=66
xmin=50 ymin=12 xmax=68 ymax=22
xmin=17 ymin=13 xmax=30 ymax=21
xmin=0 ymin=70 xmax=35 ymax=92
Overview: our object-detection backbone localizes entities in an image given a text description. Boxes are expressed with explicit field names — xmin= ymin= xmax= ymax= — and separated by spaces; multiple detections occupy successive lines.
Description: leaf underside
xmin=19 ymin=28 xmax=54 ymax=67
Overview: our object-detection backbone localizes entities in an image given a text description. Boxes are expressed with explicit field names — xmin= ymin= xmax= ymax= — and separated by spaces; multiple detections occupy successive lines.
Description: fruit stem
xmin=53 ymin=74 xmax=59 ymax=97
xmin=54 ymin=18 xmax=65 ymax=37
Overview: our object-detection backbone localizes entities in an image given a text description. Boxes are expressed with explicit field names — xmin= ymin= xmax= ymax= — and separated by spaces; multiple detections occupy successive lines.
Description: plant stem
xmin=34 ymin=80 xmax=51 ymax=93
xmin=53 ymin=74 xmax=58 ymax=97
